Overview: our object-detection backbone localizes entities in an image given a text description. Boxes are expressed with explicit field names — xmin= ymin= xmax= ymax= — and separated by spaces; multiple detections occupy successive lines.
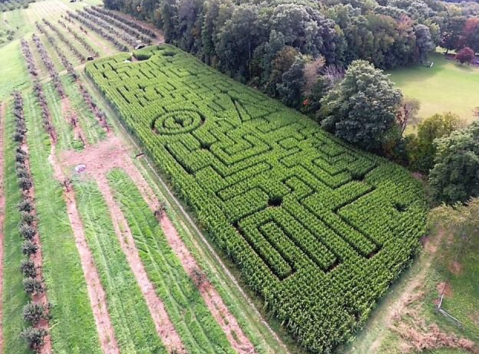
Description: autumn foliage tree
xmin=456 ymin=47 xmax=475 ymax=64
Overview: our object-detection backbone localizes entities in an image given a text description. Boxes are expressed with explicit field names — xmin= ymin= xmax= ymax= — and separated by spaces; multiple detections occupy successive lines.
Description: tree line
xmin=103 ymin=0 xmax=479 ymax=205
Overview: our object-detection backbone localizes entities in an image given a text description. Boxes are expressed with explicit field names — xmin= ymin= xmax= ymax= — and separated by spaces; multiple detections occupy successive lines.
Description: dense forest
xmin=104 ymin=0 xmax=478 ymax=100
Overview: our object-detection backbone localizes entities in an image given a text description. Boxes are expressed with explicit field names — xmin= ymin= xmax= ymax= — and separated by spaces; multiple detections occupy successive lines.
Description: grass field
xmin=389 ymin=52 xmax=479 ymax=130
xmin=74 ymin=179 xmax=167 ymax=354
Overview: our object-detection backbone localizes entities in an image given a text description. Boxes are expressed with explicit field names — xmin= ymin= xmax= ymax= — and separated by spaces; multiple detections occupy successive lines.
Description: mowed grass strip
xmin=107 ymin=168 xmax=236 ymax=354
xmin=42 ymin=81 xmax=79 ymax=150
xmin=24 ymin=90 xmax=102 ymax=354
xmin=74 ymin=178 xmax=168 ymax=354
xmin=1 ymin=100 xmax=30 ymax=354
xmin=61 ymin=75 xmax=106 ymax=145
xmin=0 ymin=41 xmax=30 ymax=101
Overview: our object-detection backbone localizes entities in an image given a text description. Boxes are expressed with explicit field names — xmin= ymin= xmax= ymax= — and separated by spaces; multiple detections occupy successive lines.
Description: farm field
xmin=87 ymin=45 xmax=428 ymax=353
xmin=3 ymin=1 xmax=475 ymax=354
xmin=389 ymin=52 xmax=479 ymax=131
xmin=1 ymin=2 xmax=290 ymax=354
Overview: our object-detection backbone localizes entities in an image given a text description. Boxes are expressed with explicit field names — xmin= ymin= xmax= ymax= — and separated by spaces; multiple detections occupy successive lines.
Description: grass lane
xmin=23 ymin=90 xmax=102 ymax=354
xmin=108 ymin=168 xmax=237 ymax=354
xmin=74 ymin=178 xmax=168 ymax=354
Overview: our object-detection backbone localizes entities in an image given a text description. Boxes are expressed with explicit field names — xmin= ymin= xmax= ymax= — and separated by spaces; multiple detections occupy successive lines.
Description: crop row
xmin=66 ymin=10 xmax=128 ymax=52
xmin=57 ymin=18 xmax=98 ymax=58
xmin=86 ymin=6 xmax=152 ymax=44
xmin=31 ymin=34 xmax=65 ymax=98
xmin=40 ymin=19 xmax=85 ymax=63
xmin=35 ymin=21 xmax=79 ymax=77
xmin=90 ymin=6 xmax=156 ymax=39
xmin=86 ymin=46 xmax=428 ymax=353
xmin=12 ymin=91 xmax=50 ymax=352
xmin=20 ymin=39 xmax=56 ymax=142
xmin=0 ymin=0 xmax=34 ymax=12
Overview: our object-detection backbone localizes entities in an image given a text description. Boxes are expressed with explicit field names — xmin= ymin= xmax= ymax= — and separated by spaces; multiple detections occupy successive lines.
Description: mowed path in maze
xmin=87 ymin=46 xmax=428 ymax=353
xmin=1 ymin=2 xmax=277 ymax=354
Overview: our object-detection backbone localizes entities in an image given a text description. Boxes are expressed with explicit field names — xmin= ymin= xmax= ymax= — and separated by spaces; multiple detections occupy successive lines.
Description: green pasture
xmin=389 ymin=52 xmax=479 ymax=131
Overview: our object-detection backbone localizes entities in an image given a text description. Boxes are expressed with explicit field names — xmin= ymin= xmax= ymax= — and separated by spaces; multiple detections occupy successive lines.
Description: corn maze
xmin=86 ymin=45 xmax=428 ymax=353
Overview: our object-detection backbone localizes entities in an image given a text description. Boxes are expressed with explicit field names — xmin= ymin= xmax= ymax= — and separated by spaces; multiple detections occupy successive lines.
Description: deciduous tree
xmin=319 ymin=60 xmax=402 ymax=151
xmin=456 ymin=46 xmax=475 ymax=64
xmin=429 ymin=121 xmax=479 ymax=204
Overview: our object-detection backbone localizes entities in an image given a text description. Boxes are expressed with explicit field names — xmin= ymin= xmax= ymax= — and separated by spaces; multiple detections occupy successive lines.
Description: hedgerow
xmin=86 ymin=45 xmax=428 ymax=353
xmin=12 ymin=91 xmax=49 ymax=352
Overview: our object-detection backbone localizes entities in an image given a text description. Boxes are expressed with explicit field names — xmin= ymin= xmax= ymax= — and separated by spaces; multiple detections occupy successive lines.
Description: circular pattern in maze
xmin=152 ymin=110 xmax=204 ymax=135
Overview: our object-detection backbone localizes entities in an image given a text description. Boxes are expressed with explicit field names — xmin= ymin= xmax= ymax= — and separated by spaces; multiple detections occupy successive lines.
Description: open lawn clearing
xmin=88 ymin=45 xmax=428 ymax=353
xmin=389 ymin=53 xmax=479 ymax=131
xmin=0 ymin=41 xmax=29 ymax=101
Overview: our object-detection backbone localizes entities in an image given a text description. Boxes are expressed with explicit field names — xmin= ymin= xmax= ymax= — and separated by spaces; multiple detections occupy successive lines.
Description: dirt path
xmin=59 ymin=135 xmax=258 ymax=354
xmin=48 ymin=144 xmax=119 ymax=354
xmin=366 ymin=231 xmax=446 ymax=354
xmin=158 ymin=216 xmax=258 ymax=354
xmin=0 ymin=102 xmax=6 ymax=354
xmin=96 ymin=174 xmax=186 ymax=354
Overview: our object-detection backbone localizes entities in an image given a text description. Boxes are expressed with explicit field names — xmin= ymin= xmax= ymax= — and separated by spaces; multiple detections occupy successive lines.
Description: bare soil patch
xmin=436 ymin=282 xmax=453 ymax=299
xmin=448 ymin=260 xmax=463 ymax=275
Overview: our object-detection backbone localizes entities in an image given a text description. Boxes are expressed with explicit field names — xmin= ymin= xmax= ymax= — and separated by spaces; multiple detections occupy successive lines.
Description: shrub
xmin=19 ymin=177 xmax=33 ymax=191
xmin=18 ymin=199 xmax=33 ymax=212
xmin=20 ymin=211 xmax=35 ymax=225
xmin=20 ymin=260 xmax=36 ymax=277
xmin=23 ymin=277 xmax=44 ymax=295
xmin=22 ymin=240 xmax=38 ymax=256
xmin=20 ymin=327 xmax=47 ymax=350
xmin=20 ymin=224 xmax=36 ymax=240
xmin=23 ymin=303 xmax=50 ymax=325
